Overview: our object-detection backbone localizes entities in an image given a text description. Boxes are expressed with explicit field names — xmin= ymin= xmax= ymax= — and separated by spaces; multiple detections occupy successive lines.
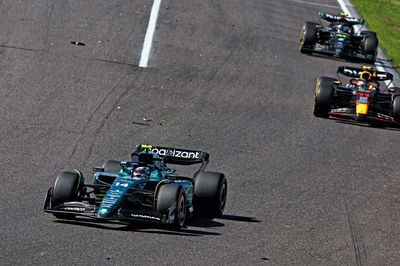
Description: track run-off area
xmin=1 ymin=0 xmax=399 ymax=265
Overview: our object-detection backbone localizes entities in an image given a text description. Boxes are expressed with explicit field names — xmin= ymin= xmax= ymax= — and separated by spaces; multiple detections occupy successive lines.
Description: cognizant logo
xmin=146 ymin=147 xmax=201 ymax=159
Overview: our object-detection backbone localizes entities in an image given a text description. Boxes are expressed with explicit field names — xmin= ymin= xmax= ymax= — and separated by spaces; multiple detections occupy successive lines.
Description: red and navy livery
xmin=313 ymin=66 xmax=400 ymax=125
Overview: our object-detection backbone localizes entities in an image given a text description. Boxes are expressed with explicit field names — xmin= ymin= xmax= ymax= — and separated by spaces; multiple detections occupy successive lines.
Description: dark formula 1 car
xmin=313 ymin=66 xmax=400 ymax=124
xmin=44 ymin=145 xmax=227 ymax=229
xmin=299 ymin=12 xmax=378 ymax=63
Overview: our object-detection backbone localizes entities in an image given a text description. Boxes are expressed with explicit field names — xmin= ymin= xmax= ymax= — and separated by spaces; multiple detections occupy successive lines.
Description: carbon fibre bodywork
xmin=44 ymin=145 xmax=214 ymax=226
xmin=314 ymin=66 xmax=400 ymax=124
xmin=300 ymin=12 xmax=378 ymax=62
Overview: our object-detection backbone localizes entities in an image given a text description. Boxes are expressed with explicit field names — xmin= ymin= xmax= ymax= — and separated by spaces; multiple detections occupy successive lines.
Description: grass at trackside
xmin=350 ymin=0 xmax=400 ymax=67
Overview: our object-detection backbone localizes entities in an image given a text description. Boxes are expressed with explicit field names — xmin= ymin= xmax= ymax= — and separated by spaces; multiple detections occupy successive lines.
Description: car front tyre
xmin=51 ymin=171 xmax=82 ymax=219
xmin=363 ymin=36 xmax=378 ymax=63
xmin=156 ymin=183 xmax=187 ymax=229
xmin=392 ymin=96 xmax=400 ymax=121
xmin=313 ymin=77 xmax=336 ymax=118
xmin=299 ymin=22 xmax=318 ymax=54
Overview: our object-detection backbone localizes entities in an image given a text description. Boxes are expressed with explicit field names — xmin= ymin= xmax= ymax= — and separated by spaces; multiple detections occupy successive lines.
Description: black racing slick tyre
xmin=156 ymin=183 xmax=186 ymax=229
xmin=193 ymin=171 xmax=227 ymax=218
xmin=392 ymin=96 xmax=400 ymax=121
xmin=102 ymin=160 xmax=121 ymax=174
xmin=363 ymin=36 xmax=378 ymax=63
xmin=299 ymin=22 xmax=318 ymax=54
xmin=51 ymin=171 xmax=83 ymax=219
xmin=313 ymin=77 xmax=336 ymax=118
xmin=360 ymin=31 xmax=377 ymax=38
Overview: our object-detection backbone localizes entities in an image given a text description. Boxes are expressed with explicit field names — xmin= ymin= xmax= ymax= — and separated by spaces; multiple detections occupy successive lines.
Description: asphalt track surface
xmin=1 ymin=0 xmax=400 ymax=265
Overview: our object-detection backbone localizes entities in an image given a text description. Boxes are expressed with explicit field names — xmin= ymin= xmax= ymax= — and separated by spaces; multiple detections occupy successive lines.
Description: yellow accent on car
xmin=73 ymin=169 xmax=82 ymax=177
xmin=315 ymin=79 xmax=320 ymax=97
xmin=359 ymin=71 xmax=372 ymax=80
xmin=362 ymin=66 xmax=372 ymax=70
xmin=141 ymin=145 xmax=152 ymax=149
xmin=334 ymin=81 xmax=341 ymax=84
xmin=339 ymin=13 xmax=348 ymax=16
xmin=73 ymin=169 xmax=83 ymax=192
xmin=153 ymin=179 xmax=168 ymax=199
xmin=389 ymin=88 xmax=396 ymax=92
xmin=299 ymin=28 xmax=305 ymax=51
xmin=356 ymin=103 xmax=368 ymax=114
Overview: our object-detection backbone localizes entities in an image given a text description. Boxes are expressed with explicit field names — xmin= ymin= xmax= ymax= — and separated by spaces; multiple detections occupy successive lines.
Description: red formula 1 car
xmin=313 ymin=66 xmax=400 ymax=125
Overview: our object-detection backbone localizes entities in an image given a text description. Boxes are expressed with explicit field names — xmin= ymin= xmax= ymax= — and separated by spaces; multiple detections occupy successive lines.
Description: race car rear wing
xmin=337 ymin=66 xmax=394 ymax=81
xmin=134 ymin=145 xmax=209 ymax=167
xmin=319 ymin=12 xmax=364 ymax=25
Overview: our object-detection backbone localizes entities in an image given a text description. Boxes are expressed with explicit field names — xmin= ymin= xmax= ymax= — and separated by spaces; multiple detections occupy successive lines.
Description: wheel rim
xmin=177 ymin=193 xmax=186 ymax=227
xmin=314 ymin=79 xmax=320 ymax=97
xmin=219 ymin=181 xmax=227 ymax=211
xmin=299 ymin=28 xmax=305 ymax=49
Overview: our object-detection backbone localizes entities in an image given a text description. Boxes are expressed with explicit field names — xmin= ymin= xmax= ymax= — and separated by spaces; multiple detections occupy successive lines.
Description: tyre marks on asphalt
xmin=0 ymin=44 xmax=44 ymax=53
xmin=344 ymin=198 xmax=367 ymax=266
xmin=65 ymin=71 xmax=136 ymax=167
xmin=62 ymin=0 xmax=164 ymax=167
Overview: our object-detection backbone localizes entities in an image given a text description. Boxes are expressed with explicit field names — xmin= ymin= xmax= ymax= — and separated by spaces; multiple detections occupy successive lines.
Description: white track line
xmin=336 ymin=0 xmax=351 ymax=15
xmin=336 ymin=0 xmax=392 ymax=86
xmin=139 ymin=0 xmax=162 ymax=68
xmin=290 ymin=0 xmax=340 ymax=9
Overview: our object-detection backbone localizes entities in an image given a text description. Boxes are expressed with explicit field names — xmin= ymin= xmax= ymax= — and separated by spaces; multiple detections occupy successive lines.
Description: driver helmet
xmin=330 ymin=23 xmax=339 ymax=30
xmin=133 ymin=166 xmax=150 ymax=178
xmin=360 ymin=71 xmax=372 ymax=80
xmin=342 ymin=25 xmax=353 ymax=34
xmin=356 ymin=80 xmax=366 ymax=89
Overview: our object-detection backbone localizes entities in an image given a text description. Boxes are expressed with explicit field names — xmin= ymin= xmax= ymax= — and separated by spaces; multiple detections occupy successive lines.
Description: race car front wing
xmin=303 ymin=45 xmax=370 ymax=61
xmin=329 ymin=108 xmax=400 ymax=124
xmin=43 ymin=188 xmax=175 ymax=224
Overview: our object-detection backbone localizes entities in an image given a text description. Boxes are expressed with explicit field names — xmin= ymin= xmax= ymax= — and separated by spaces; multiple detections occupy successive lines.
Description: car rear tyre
xmin=299 ymin=22 xmax=318 ymax=54
xmin=193 ymin=171 xmax=227 ymax=218
xmin=51 ymin=171 xmax=82 ymax=219
xmin=156 ymin=183 xmax=186 ymax=229
xmin=313 ymin=77 xmax=336 ymax=118
xmin=102 ymin=160 xmax=121 ymax=174
xmin=363 ymin=36 xmax=378 ymax=63
xmin=392 ymin=96 xmax=400 ymax=121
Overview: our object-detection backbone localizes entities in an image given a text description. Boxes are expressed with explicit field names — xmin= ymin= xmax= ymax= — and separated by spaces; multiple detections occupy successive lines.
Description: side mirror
xmin=93 ymin=166 xmax=104 ymax=172
xmin=121 ymin=161 xmax=135 ymax=167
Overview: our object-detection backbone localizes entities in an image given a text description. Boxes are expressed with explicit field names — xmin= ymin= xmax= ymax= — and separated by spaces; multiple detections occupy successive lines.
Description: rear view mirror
xmin=93 ymin=166 xmax=105 ymax=172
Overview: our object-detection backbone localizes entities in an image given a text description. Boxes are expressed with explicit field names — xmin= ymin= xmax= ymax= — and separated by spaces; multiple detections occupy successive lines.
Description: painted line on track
xmin=290 ymin=0 xmax=340 ymax=9
xmin=336 ymin=0 xmax=351 ymax=15
xmin=139 ymin=0 xmax=162 ymax=68
xmin=336 ymin=0 xmax=394 ymax=86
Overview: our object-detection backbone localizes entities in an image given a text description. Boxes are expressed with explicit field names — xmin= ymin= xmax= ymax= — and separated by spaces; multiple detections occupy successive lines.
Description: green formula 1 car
xmin=44 ymin=145 xmax=227 ymax=229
